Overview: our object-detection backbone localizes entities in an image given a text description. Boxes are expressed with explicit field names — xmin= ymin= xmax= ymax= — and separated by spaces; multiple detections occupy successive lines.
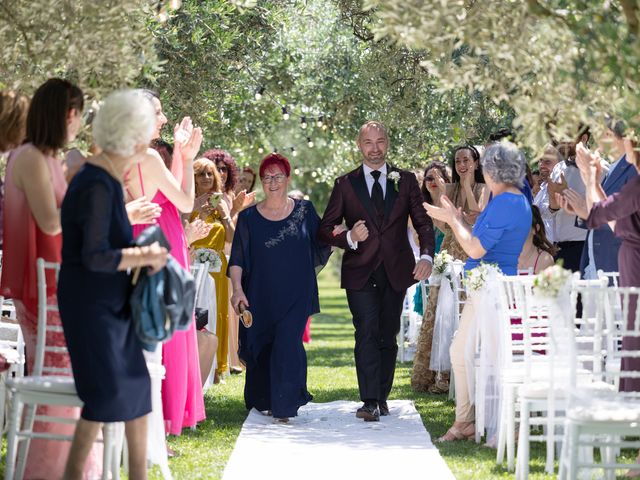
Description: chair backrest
xmin=35 ymin=258 xmax=70 ymax=377
xmin=499 ymin=275 xmax=551 ymax=379
xmin=190 ymin=262 xmax=210 ymax=305
xmin=597 ymin=270 xmax=620 ymax=287
xmin=570 ymin=278 xmax=609 ymax=382
xmin=451 ymin=260 xmax=466 ymax=322
xmin=602 ymin=286 xmax=640 ymax=399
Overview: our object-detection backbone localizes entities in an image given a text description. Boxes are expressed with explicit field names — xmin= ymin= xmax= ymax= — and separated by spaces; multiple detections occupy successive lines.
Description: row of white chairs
xmin=469 ymin=270 xmax=639 ymax=478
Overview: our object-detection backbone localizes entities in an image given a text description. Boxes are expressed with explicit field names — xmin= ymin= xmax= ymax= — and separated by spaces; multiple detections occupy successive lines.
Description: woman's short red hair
xmin=259 ymin=153 xmax=291 ymax=178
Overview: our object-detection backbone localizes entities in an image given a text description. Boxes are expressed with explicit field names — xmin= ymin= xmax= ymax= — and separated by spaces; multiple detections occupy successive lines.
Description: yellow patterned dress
xmin=411 ymin=182 xmax=484 ymax=393
xmin=190 ymin=210 xmax=229 ymax=376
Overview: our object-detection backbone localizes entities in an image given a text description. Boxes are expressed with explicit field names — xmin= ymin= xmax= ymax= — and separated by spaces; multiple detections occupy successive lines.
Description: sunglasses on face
xmin=425 ymin=176 xmax=436 ymax=182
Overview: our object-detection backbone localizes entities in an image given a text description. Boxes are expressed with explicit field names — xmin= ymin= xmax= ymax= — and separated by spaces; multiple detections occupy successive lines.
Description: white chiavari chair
xmin=515 ymin=278 xmax=612 ymax=479
xmin=4 ymin=259 xmax=120 ymax=480
xmin=559 ymin=286 xmax=640 ymax=480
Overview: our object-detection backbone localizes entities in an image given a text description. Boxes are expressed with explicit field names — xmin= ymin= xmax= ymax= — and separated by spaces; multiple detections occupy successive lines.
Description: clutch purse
xmin=239 ymin=302 xmax=253 ymax=328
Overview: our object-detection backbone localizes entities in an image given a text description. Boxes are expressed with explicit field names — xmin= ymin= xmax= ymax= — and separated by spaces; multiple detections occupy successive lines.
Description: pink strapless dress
xmin=131 ymin=180 xmax=205 ymax=435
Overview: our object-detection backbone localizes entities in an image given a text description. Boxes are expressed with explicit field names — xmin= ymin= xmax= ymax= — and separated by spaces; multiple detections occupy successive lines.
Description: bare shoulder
xmin=535 ymin=251 xmax=555 ymax=274
xmin=12 ymin=145 xmax=48 ymax=187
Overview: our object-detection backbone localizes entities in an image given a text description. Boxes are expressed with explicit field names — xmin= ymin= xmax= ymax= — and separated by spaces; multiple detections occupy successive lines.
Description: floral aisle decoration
xmin=532 ymin=264 xmax=573 ymax=300
xmin=429 ymin=249 xmax=455 ymax=288
xmin=462 ymin=262 xmax=504 ymax=440
xmin=428 ymin=250 xmax=458 ymax=372
xmin=194 ymin=248 xmax=222 ymax=273
xmin=463 ymin=262 xmax=502 ymax=294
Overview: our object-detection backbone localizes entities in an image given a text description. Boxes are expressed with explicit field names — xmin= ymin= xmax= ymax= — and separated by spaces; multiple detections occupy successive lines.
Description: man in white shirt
xmin=533 ymin=144 xmax=563 ymax=243
xmin=547 ymin=128 xmax=593 ymax=272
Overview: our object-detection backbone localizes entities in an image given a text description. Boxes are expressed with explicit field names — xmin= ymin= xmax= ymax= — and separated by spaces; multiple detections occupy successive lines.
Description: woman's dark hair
xmin=242 ymin=166 xmax=257 ymax=192
xmin=150 ymin=138 xmax=173 ymax=170
xmin=451 ymin=145 xmax=484 ymax=184
xmin=201 ymin=149 xmax=238 ymax=192
xmin=531 ymin=205 xmax=558 ymax=256
xmin=421 ymin=161 xmax=450 ymax=203
xmin=26 ymin=78 xmax=83 ymax=153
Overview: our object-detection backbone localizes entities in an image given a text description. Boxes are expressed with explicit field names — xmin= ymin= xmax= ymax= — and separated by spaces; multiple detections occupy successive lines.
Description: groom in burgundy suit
xmin=318 ymin=121 xmax=435 ymax=421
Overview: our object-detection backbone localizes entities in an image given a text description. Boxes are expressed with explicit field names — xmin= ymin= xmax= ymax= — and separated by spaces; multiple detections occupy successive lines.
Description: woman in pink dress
xmin=125 ymin=90 xmax=206 ymax=435
xmin=0 ymin=79 xmax=102 ymax=479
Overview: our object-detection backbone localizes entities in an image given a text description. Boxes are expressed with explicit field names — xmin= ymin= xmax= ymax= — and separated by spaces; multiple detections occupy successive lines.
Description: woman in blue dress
xmin=424 ymin=141 xmax=531 ymax=442
xmin=58 ymin=90 xmax=168 ymax=478
xmin=229 ymin=153 xmax=330 ymax=422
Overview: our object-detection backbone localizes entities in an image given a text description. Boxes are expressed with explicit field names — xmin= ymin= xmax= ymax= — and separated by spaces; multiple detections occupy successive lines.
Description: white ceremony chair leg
xmin=15 ymin=403 xmax=37 ymax=480
xmin=4 ymin=390 xmax=23 ymax=480
xmin=515 ymin=399 xmax=530 ymax=480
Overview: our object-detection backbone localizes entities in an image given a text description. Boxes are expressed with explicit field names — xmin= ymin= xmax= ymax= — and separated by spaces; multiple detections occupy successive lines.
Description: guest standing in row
xmin=59 ymin=89 xmax=169 ymax=480
xmin=125 ymin=90 xmax=206 ymax=435
xmin=411 ymin=161 xmax=451 ymax=393
xmin=0 ymin=78 xmax=104 ymax=479
xmin=425 ymin=141 xmax=531 ymax=441
xmin=189 ymin=158 xmax=234 ymax=380
xmin=411 ymin=147 xmax=486 ymax=394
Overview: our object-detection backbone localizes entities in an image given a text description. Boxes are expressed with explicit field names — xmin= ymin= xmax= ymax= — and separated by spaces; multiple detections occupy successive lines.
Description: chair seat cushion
xmin=568 ymin=401 xmax=640 ymax=422
xmin=7 ymin=376 xmax=77 ymax=394
xmin=519 ymin=380 xmax=616 ymax=399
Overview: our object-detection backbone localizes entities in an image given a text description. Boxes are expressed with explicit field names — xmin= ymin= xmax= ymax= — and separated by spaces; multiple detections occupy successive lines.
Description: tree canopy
xmin=360 ymin=0 xmax=640 ymax=149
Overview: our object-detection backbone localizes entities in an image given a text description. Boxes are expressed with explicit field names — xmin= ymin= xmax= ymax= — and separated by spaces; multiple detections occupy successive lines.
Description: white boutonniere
xmin=388 ymin=171 xmax=400 ymax=191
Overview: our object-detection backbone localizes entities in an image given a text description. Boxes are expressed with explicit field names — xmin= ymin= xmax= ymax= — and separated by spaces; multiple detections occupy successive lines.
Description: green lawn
xmin=162 ymin=266 xmax=563 ymax=480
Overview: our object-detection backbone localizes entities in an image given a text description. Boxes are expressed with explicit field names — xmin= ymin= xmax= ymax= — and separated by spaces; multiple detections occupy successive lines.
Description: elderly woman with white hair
xmin=58 ymin=89 xmax=169 ymax=479
xmin=424 ymin=141 xmax=532 ymax=442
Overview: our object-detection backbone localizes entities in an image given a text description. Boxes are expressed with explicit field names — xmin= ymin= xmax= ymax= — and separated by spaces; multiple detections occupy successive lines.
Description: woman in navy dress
xmin=58 ymin=90 xmax=168 ymax=479
xmin=229 ymin=153 xmax=330 ymax=422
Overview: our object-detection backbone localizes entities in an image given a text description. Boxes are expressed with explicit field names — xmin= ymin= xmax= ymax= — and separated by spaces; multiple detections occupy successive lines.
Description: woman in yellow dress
xmin=189 ymin=158 xmax=234 ymax=381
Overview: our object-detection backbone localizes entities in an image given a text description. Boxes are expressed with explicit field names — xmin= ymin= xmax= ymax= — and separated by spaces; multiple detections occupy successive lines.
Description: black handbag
xmin=195 ymin=307 xmax=208 ymax=331
xmin=129 ymin=225 xmax=196 ymax=351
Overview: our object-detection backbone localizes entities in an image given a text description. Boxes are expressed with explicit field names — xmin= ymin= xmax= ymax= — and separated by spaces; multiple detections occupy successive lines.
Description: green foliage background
xmin=1 ymin=0 xmax=514 ymax=210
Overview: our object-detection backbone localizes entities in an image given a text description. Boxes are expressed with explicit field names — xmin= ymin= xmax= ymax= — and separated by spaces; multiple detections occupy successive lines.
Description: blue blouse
xmin=464 ymin=192 xmax=532 ymax=275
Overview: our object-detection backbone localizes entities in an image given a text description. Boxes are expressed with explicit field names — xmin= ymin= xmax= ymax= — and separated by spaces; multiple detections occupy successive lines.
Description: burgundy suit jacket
xmin=318 ymin=165 xmax=435 ymax=291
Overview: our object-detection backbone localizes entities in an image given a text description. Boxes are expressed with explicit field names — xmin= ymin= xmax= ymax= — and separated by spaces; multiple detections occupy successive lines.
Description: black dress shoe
xmin=356 ymin=402 xmax=380 ymax=422
xmin=379 ymin=401 xmax=389 ymax=416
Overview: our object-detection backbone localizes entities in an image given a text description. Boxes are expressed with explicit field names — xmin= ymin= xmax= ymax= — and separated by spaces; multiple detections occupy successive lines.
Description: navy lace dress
xmin=58 ymin=164 xmax=151 ymax=422
xmin=228 ymin=199 xmax=330 ymax=418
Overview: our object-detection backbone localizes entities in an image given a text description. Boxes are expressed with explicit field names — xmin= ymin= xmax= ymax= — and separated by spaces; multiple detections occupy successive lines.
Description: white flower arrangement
xmin=388 ymin=171 xmax=401 ymax=191
xmin=464 ymin=262 xmax=502 ymax=293
xmin=194 ymin=248 xmax=222 ymax=273
xmin=532 ymin=264 xmax=572 ymax=299
xmin=429 ymin=249 xmax=455 ymax=288
xmin=433 ymin=250 xmax=454 ymax=275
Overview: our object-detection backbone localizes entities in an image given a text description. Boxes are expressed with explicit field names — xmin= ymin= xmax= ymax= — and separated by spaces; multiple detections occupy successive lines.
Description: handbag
xmin=195 ymin=307 xmax=208 ymax=331
xmin=129 ymin=225 xmax=196 ymax=351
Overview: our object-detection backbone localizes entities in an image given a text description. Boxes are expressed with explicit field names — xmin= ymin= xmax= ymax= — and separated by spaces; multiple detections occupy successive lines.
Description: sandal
xmin=436 ymin=423 xmax=475 ymax=442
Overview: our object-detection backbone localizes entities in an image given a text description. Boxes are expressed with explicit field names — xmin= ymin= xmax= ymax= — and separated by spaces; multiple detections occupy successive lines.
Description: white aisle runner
xmin=222 ymin=400 xmax=455 ymax=480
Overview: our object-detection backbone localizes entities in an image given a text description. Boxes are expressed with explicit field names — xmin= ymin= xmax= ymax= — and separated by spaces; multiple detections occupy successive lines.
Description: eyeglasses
xmin=262 ymin=174 xmax=287 ymax=184
xmin=216 ymin=165 xmax=228 ymax=173
xmin=425 ymin=176 xmax=436 ymax=182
